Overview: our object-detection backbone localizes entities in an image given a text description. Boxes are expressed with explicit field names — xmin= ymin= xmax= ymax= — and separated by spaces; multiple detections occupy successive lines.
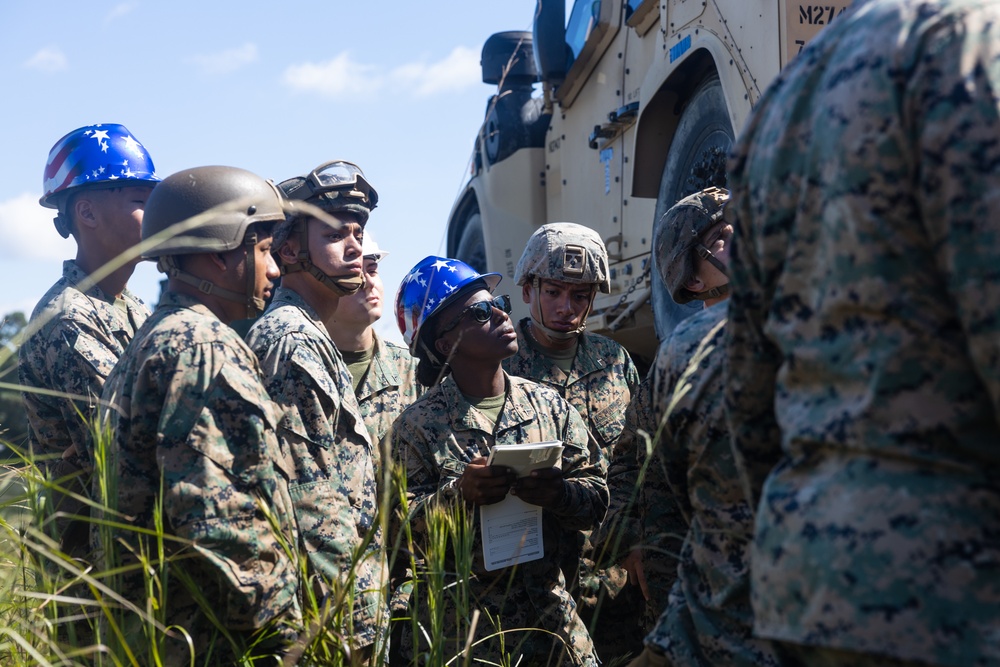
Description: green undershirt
xmin=341 ymin=345 xmax=374 ymax=394
xmin=461 ymin=391 xmax=506 ymax=426
xmin=525 ymin=326 xmax=579 ymax=373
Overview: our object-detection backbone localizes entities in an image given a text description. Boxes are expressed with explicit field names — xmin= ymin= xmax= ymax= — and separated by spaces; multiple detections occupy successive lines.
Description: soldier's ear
xmin=521 ymin=282 xmax=532 ymax=304
xmin=278 ymin=241 xmax=298 ymax=263
xmin=435 ymin=337 xmax=455 ymax=356
xmin=684 ymin=276 xmax=705 ymax=293
xmin=74 ymin=197 xmax=99 ymax=231
xmin=208 ymin=251 xmax=230 ymax=273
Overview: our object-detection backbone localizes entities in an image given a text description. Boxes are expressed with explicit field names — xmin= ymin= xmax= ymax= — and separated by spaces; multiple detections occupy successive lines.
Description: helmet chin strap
xmin=282 ymin=222 xmax=366 ymax=297
xmin=528 ymin=277 xmax=593 ymax=341
xmin=53 ymin=213 xmax=72 ymax=239
xmin=158 ymin=232 xmax=265 ymax=319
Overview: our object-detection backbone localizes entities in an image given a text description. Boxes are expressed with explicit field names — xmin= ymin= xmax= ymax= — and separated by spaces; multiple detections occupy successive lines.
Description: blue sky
xmin=0 ymin=1 xmax=540 ymax=343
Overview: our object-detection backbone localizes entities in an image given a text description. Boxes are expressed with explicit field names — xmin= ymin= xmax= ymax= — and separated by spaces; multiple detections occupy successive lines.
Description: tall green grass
xmin=0 ymin=389 xmax=664 ymax=666
xmin=0 ymin=417 xmax=533 ymax=666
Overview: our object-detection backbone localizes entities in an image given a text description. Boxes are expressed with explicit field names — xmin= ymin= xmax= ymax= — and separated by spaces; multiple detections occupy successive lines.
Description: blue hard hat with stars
xmin=395 ymin=255 xmax=501 ymax=353
xmin=41 ymin=123 xmax=159 ymax=209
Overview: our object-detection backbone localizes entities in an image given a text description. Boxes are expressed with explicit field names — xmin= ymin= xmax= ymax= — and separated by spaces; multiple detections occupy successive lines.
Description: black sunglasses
xmin=439 ymin=294 xmax=512 ymax=335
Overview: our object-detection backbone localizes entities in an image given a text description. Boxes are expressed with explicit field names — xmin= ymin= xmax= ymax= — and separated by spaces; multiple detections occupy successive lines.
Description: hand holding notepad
xmin=481 ymin=441 xmax=564 ymax=571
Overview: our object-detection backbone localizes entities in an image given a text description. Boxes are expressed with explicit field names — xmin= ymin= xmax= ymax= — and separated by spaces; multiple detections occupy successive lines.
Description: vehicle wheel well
xmin=632 ymin=49 xmax=720 ymax=199
xmin=649 ymin=73 xmax=734 ymax=341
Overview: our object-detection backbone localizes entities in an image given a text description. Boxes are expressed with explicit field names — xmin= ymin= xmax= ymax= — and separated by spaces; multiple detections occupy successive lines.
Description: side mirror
xmin=482 ymin=31 xmax=539 ymax=88
xmin=533 ymin=0 xmax=568 ymax=86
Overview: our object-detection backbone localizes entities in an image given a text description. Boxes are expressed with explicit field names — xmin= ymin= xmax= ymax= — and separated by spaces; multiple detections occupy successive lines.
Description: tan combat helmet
xmin=273 ymin=160 xmax=378 ymax=297
xmin=654 ymin=186 xmax=730 ymax=305
xmin=141 ymin=165 xmax=285 ymax=318
xmin=514 ymin=222 xmax=611 ymax=339
xmin=514 ymin=222 xmax=611 ymax=294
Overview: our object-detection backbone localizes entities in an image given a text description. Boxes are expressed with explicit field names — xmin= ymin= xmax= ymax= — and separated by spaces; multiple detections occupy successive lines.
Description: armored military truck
xmin=445 ymin=0 xmax=850 ymax=366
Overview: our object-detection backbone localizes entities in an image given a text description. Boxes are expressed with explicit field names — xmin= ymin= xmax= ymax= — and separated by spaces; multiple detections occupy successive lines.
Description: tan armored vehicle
xmin=445 ymin=0 xmax=850 ymax=366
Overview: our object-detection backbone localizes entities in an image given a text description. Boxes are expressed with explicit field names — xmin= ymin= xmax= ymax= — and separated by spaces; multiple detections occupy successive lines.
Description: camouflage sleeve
xmin=592 ymin=372 xmax=655 ymax=557
xmin=263 ymin=340 xmax=344 ymax=448
xmin=723 ymin=185 xmax=785 ymax=511
xmin=913 ymin=16 xmax=1000 ymax=414
xmin=388 ymin=408 xmax=454 ymax=530
xmin=46 ymin=322 xmax=120 ymax=468
xmin=623 ymin=348 xmax=641 ymax=396
xmin=639 ymin=423 xmax=684 ymax=609
xmin=640 ymin=334 xmax=689 ymax=605
xmin=157 ymin=342 xmax=298 ymax=631
xmin=552 ymin=400 xmax=610 ymax=531
xmin=648 ymin=333 xmax=692 ymax=522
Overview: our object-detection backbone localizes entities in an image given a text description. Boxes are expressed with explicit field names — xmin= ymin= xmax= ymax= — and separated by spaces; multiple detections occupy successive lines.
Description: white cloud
xmin=23 ymin=47 xmax=67 ymax=73
xmin=187 ymin=43 xmax=259 ymax=76
xmin=104 ymin=2 xmax=136 ymax=23
xmin=390 ymin=47 xmax=480 ymax=97
xmin=0 ymin=193 xmax=74 ymax=261
xmin=283 ymin=48 xmax=480 ymax=100
xmin=282 ymin=52 xmax=382 ymax=99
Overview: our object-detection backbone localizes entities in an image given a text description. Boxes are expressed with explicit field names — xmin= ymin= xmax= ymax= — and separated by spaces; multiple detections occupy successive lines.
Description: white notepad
xmin=480 ymin=441 xmax=563 ymax=571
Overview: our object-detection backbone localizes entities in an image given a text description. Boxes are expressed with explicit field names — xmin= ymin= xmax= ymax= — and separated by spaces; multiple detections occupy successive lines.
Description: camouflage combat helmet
xmin=142 ymin=165 xmax=285 ymax=318
xmin=655 ymin=186 xmax=730 ymax=305
xmin=514 ymin=222 xmax=611 ymax=293
xmin=514 ymin=222 xmax=610 ymax=340
xmin=274 ymin=160 xmax=378 ymax=297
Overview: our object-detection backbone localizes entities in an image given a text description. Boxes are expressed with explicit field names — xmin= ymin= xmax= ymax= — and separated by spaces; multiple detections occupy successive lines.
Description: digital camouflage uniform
xmin=355 ymin=332 xmax=422 ymax=460
xmin=598 ymin=365 xmax=685 ymax=633
xmin=246 ymin=286 xmax=386 ymax=650
xmin=726 ymin=1 xmax=1000 ymax=664
xmin=503 ymin=319 xmax=645 ymax=660
xmin=19 ymin=259 xmax=149 ymax=554
xmin=391 ymin=372 xmax=608 ymax=667
xmin=98 ymin=291 xmax=300 ymax=665
xmin=643 ymin=304 xmax=779 ymax=667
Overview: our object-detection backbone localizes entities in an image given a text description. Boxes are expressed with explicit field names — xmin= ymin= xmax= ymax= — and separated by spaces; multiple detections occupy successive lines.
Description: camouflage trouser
xmin=563 ymin=527 xmax=647 ymax=664
xmin=388 ymin=575 xmax=597 ymax=667
xmin=35 ymin=456 xmax=97 ymax=648
xmin=574 ymin=558 xmax=647 ymax=664
xmin=776 ymin=643 xmax=934 ymax=667
xmin=41 ymin=455 xmax=92 ymax=559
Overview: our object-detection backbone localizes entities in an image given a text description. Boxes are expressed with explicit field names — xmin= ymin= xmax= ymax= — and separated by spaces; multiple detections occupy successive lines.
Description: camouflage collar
xmin=439 ymin=372 xmax=534 ymax=434
xmin=155 ymin=289 xmax=221 ymax=320
xmin=513 ymin=318 xmax=607 ymax=384
xmin=62 ymin=259 xmax=138 ymax=306
xmin=268 ymin=286 xmax=328 ymax=334
xmin=357 ymin=333 xmax=402 ymax=398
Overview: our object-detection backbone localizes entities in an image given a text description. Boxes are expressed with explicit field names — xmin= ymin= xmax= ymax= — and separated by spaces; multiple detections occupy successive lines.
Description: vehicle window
xmin=625 ymin=0 xmax=645 ymax=18
xmin=566 ymin=0 xmax=601 ymax=60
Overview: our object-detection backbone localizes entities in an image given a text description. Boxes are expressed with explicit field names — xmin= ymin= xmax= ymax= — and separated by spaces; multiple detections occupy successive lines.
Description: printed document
xmin=481 ymin=441 xmax=563 ymax=571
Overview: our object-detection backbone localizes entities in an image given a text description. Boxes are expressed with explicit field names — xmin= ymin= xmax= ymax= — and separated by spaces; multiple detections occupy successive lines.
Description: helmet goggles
xmin=438 ymin=294 xmax=511 ymax=335
xmin=283 ymin=160 xmax=378 ymax=209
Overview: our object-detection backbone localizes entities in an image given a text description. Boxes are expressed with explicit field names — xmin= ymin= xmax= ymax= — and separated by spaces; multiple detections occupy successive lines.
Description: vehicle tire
xmin=650 ymin=75 xmax=735 ymax=341
xmin=455 ymin=211 xmax=488 ymax=274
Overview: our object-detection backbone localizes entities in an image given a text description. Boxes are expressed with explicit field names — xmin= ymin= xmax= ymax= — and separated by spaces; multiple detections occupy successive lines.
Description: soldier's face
xmin=693 ymin=219 xmax=732 ymax=290
xmin=248 ymin=233 xmax=281 ymax=304
xmin=306 ymin=215 xmax=364 ymax=281
xmin=435 ymin=288 xmax=518 ymax=362
xmin=81 ymin=185 xmax=153 ymax=264
xmin=337 ymin=256 xmax=383 ymax=327
xmin=522 ymin=278 xmax=596 ymax=333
